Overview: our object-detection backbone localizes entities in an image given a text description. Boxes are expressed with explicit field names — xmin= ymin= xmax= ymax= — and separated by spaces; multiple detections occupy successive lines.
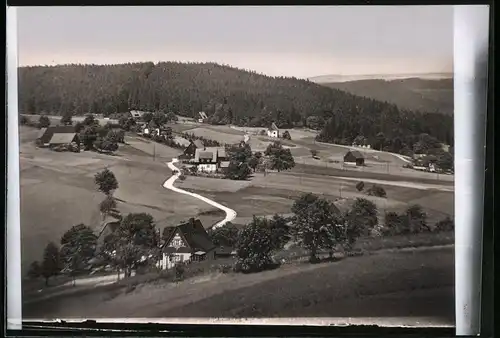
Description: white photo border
xmin=5 ymin=4 xmax=492 ymax=334
xmin=453 ymin=4 xmax=490 ymax=336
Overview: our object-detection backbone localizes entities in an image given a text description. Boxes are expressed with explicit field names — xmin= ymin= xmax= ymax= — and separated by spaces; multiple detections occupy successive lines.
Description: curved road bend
xmin=164 ymin=158 xmax=237 ymax=229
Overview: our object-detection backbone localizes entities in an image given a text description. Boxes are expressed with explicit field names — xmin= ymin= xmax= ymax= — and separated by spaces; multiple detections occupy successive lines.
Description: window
xmin=171 ymin=237 xmax=184 ymax=248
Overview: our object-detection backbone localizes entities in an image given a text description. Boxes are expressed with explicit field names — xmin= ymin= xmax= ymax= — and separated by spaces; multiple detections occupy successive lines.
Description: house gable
xmin=163 ymin=228 xmax=193 ymax=254
xmin=161 ymin=218 xmax=215 ymax=254
xmin=167 ymin=231 xmax=190 ymax=250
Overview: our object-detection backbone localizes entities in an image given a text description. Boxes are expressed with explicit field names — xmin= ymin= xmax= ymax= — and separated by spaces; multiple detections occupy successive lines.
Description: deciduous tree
xmin=208 ymin=222 xmax=239 ymax=247
xmin=291 ymin=193 xmax=343 ymax=262
xmin=94 ymin=168 xmax=119 ymax=195
xmin=268 ymin=214 xmax=291 ymax=250
xmin=235 ymin=217 xmax=276 ymax=273
xmin=60 ymin=112 xmax=73 ymax=125
xmin=38 ymin=115 xmax=51 ymax=128
xmin=346 ymin=198 xmax=378 ymax=237
xmin=41 ymin=242 xmax=61 ymax=286
xmin=99 ymin=195 xmax=120 ymax=221
xmin=60 ymin=224 xmax=98 ymax=285
xmin=268 ymin=147 xmax=295 ymax=172
xmin=111 ymin=213 xmax=159 ymax=277
xmin=225 ymin=161 xmax=252 ymax=180
xmin=27 ymin=261 xmax=42 ymax=279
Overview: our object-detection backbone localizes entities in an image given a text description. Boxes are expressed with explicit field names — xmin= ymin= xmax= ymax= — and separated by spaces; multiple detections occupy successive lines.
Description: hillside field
xmin=19 ymin=120 xmax=454 ymax=279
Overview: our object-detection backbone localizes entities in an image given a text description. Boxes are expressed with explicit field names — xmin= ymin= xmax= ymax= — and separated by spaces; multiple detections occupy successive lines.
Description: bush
xmin=434 ymin=216 xmax=454 ymax=232
xmin=219 ymin=264 xmax=232 ymax=274
xmin=383 ymin=212 xmax=407 ymax=236
xmin=366 ymin=184 xmax=387 ymax=198
xmin=20 ymin=115 xmax=31 ymax=126
xmin=355 ymin=181 xmax=365 ymax=191
xmin=282 ymin=131 xmax=292 ymax=140
xmin=174 ymin=262 xmax=185 ymax=281
xmin=178 ymin=174 xmax=186 ymax=181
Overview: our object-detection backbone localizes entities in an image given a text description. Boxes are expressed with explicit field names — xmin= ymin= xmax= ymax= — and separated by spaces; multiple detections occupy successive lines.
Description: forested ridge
xmin=18 ymin=61 xmax=453 ymax=152
xmin=320 ymin=78 xmax=454 ymax=116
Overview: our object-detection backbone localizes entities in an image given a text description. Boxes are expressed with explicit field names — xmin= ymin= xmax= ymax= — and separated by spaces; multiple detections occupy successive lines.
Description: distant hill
xmin=316 ymin=77 xmax=454 ymax=115
xmin=18 ymin=62 xmax=453 ymax=154
xmin=308 ymin=73 xmax=453 ymax=83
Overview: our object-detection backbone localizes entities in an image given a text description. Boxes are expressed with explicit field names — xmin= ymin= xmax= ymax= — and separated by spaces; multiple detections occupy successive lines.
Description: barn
xmin=343 ymin=150 xmax=365 ymax=166
xmin=36 ymin=126 xmax=78 ymax=147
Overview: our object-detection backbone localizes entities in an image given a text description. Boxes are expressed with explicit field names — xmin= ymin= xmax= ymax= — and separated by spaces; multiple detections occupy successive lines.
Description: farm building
xmin=37 ymin=126 xmax=78 ymax=147
xmin=214 ymin=245 xmax=237 ymax=259
xmin=159 ymin=218 xmax=216 ymax=270
xmin=192 ymin=146 xmax=228 ymax=172
xmin=183 ymin=140 xmax=205 ymax=158
xmin=267 ymin=122 xmax=280 ymax=138
xmin=129 ymin=110 xmax=147 ymax=119
xmin=48 ymin=132 xmax=79 ymax=147
xmin=343 ymin=150 xmax=365 ymax=166
xmin=193 ymin=147 xmax=227 ymax=172
xmin=198 ymin=111 xmax=208 ymax=123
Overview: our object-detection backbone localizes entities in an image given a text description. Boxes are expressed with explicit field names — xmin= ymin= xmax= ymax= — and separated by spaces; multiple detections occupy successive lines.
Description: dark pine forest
xmin=18 ymin=62 xmax=453 ymax=155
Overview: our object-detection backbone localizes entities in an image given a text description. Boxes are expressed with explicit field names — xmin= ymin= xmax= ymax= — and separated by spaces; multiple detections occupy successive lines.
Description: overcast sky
xmin=17 ymin=6 xmax=454 ymax=78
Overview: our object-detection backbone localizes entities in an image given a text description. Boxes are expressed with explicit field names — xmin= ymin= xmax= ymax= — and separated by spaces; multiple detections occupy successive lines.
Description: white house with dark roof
xmin=267 ymin=122 xmax=280 ymax=138
xmin=192 ymin=146 xmax=228 ymax=172
xmin=159 ymin=218 xmax=216 ymax=270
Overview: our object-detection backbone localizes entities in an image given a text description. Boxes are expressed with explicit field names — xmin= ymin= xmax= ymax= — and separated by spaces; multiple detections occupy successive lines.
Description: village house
xmin=192 ymin=146 xmax=229 ymax=172
xmin=158 ymin=218 xmax=216 ymax=270
xmin=343 ymin=150 xmax=365 ymax=166
xmin=267 ymin=122 xmax=280 ymax=138
xmin=183 ymin=139 xmax=205 ymax=158
xmin=129 ymin=110 xmax=146 ymax=120
xmin=197 ymin=111 xmax=208 ymax=123
xmin=36 ymin=126 xmax=78 ymax=147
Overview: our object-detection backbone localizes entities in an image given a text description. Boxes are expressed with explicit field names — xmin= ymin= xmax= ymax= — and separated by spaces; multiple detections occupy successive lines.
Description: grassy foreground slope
xmin=23 ymin=246 xmax=454 ymax=324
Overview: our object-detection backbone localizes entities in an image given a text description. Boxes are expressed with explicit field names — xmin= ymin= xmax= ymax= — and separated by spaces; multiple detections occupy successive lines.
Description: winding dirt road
xmin=163 ymin=158 xmax=237 ymax=229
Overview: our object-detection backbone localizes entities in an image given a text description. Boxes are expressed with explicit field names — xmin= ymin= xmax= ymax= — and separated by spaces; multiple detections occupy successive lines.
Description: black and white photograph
xmin=12 ymin=5 xmax=463 ymax=326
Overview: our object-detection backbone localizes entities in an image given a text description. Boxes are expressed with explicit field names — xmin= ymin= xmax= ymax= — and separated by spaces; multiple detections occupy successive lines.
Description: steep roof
xmin=130 ymin=110 xmax=145 ymax=118
xmin=269 ymin=122 xmax=279 ymax=131
xmin=193 ymin=140 xmax=205 ymax=148
xmin=194 ymin=147 xmax=226 ymax=163
xmin=345 ymin=150 xmax=364 ymax=159
xmin=37 ymin=128 xmax=47 ymax=139
xmin=162 ymin=218 xmax=215 ymax=253
xmin=198 ymin=111 xmax=208 ymax=119
xmin=38 ymin=126 xmax=77 ymax=144
xmin=199 ymin=151 xmax=214 ymax=160
xmin=49 ymin=132 xmax=77 ymax=144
